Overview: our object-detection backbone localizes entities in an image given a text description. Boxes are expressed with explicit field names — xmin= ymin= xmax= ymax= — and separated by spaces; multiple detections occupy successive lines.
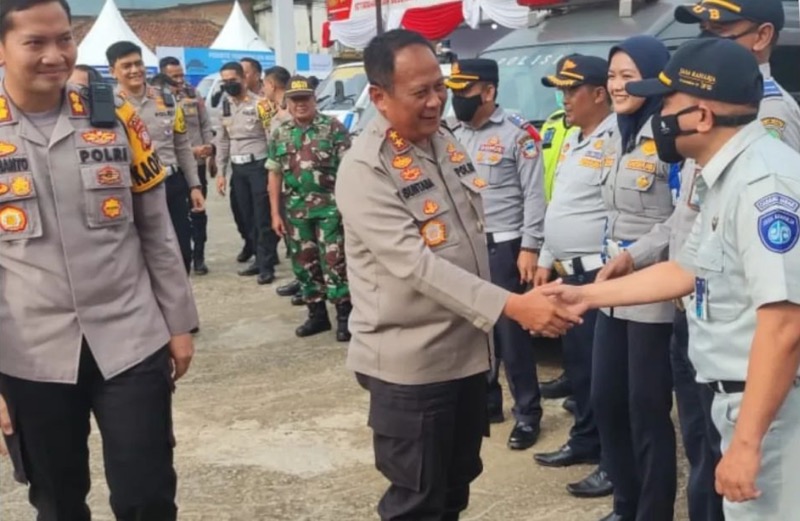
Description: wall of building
xmin=254 ymin=1 xmax=329 ymax=54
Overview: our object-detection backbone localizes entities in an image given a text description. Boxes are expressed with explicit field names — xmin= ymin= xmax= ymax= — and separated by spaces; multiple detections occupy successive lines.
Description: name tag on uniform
xmin=695 ymin=277 xmax=708 ymax=321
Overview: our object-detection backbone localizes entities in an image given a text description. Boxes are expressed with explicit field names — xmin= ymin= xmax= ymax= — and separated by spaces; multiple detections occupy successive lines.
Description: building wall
xmin=255 ymin=1 xmax=329 ymax=54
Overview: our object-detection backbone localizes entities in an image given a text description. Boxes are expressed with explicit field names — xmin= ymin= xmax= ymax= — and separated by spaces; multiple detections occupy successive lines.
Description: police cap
xmin=541 ymin=54 xmax=608 ymax=88
xmin=625 ymin=38 xmax=763 ymax=106
xmin=675 ymin=0 xmax=784 ymax=31
xmin=444 ymin=59 xmax=499 ymax=90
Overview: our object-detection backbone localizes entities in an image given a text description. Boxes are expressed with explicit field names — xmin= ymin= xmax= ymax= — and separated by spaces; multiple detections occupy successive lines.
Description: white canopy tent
xmin=76 ymin=0 xmax=159 ymax=69
xmin=211 ymin=1 xmax=272 ymax=52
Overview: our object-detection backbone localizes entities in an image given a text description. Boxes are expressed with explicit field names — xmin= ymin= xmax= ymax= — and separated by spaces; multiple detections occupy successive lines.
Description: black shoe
xmin=296 ymin=302 xmax=332 ymax=338
xmin=562 ymin=396 xmax=577 ymax=415
xmin=277 ymin=280 xmax=301 ymax=297
xmin=566 ymin=467 xmax=614 ymax=498
xmin=291 ymin=293 xmax=305 ymax=306
xmin=236 ymin=245 xmax=254 ymax=263
xmin=540 ymin=373 xmax=572 ymax=399
xmin=598 ymin=513 xmax=626 ymax=521
xmin=190 ymin=326 xmax=200 ymax=334
xmin=257 ymin=272 xmax=276 ymax=285
xmin=335 ymin=301 xmax=352 ymax=342
xmin=238 ymin=264 xmax=259 ymax=277
xmin=534 ymin=444 xmax=600 ymax=468
xmin=488 ymin=407 xmax=505 ymax=424
xmin=193 ymin=259 xmax=209 ymax=275
xmin=507 ymin=422 xmax=540 ymax=450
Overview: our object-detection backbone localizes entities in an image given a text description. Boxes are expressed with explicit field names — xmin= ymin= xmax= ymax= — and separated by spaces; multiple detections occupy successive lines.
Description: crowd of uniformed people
xmin=0 ymin=0 xmax=799 ymax=520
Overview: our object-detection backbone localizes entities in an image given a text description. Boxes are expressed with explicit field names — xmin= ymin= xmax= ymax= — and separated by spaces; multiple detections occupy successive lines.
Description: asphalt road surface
xmin=0 ymin=191 xmax=690 ymax=520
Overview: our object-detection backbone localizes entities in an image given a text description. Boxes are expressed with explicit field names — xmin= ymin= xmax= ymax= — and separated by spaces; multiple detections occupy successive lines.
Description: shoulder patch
xmin=385 ymin=128 xmax=411 ymax=153
xmin=758 ymin=209 xmax=799 ymax=253
xmin=763 ymin=78 xmax=782 ymax=99
xmin=754 ymin=192 xmax=800 ymax=213
xmin=761 ymin=116 xmax=786 ymax=139
xmin=507 ymin=113 xmax=541 ymax=141
xmin=0 ymin=95 xmax=14 ymax=124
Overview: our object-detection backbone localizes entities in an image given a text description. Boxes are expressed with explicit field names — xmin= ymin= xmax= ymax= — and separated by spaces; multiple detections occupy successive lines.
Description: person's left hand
xmin=517 ymin=250 xmax=538 ymax=284
xmin=715 ymin=440 xmax=762 ymax=503
xmin=597 ymin=251 xmax=634 ymax=282
xmin=168 ymin=333 xmax=195 ymax=381
xmin=190 ymin=188 xmax=205 ymax=212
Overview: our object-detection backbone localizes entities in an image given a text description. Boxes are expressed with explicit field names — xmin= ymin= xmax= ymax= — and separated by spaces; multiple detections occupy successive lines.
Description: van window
xmin=317 ymin=65 xmax=368 ymax=112
xmin=196 ymin=76 xmax=216 ymax=99
xmin=772 ymin=45 xmax=800 ymax=102
xmin=481 ymin=42 xmax=614 ymax=125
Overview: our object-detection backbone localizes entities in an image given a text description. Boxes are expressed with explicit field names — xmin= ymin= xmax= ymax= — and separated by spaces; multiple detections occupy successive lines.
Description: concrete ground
xmin=0 ymin=192 xmax=690 ymax=520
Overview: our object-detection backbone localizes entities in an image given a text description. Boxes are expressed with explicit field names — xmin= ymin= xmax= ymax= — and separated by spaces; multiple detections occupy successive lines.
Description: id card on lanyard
xmin=695 ymin=277 xmax=709 ymax=321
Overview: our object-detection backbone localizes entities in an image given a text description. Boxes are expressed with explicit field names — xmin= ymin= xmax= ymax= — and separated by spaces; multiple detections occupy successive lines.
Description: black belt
xmin=706 ymin=380 xmax=745 ymax=394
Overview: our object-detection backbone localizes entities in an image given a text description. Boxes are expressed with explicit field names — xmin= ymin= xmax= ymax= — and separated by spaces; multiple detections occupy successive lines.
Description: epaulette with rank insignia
xmin=385 ymin=128 xmax=411 ymax=154
xmin=764 ymin=78 xmax=782 ymax=99
xmin=507 ymin=113 xmax=541 ymax=142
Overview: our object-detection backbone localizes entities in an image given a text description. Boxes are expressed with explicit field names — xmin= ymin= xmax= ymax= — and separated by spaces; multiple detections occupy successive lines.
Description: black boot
xmin=277 ymin=280 xmax=301 ymax=297
xmin=193 ymin=244 xmax=209 ymax=275
xmin=295 ymin=302 xmax=332 ymax=338
xmin=335 ymin=301 xmax=352 ymax=342
xmin=291 ymin=293 xmax=304 ymax=306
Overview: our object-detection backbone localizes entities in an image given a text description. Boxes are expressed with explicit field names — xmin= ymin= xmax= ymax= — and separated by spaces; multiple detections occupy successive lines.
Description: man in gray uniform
xmin=160 ymin=56 xmax=216 ymax=275
xmin=335 ymin=29 xmax=582 ymax=521
xmin=546 ymin=37 xmax=800 ymax=521
xmin=532 ymin=54 xmax=615 ymax=499
xmin=446 ymin=58 xmax=545 ymax=450
xmin=0 ymin=1 xmax=199 ymax=519
xmin=675 ymin=0 xmax=800 ymax=150
xmin=215 ymin=61 xmax=279 ymax=284
xmin=107 ymin=41 xmax=205 ymax=275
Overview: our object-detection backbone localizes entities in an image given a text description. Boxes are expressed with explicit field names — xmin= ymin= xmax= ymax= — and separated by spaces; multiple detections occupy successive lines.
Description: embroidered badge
xmin=594 ymin=140 xmax=604 ymax=150
xmin=392 ymin=155 xmax=413 ymax=170
xmin=758 ymin=209 xmax=799 ymax=253
xmin=641 ymin=139 xmax=657 ymax=156
xmin=754 ymin=193 xmax=800 ymax=213
xmin=420 ymin=219 xmax=446 ymax=247
xmin=68 ymin=91 xmax=87 ymax=116
xmin=0 ymin=96 xmax=11 ymax=123
xmin=10 ymin=176 xmax=31 ymax=196
xmin=386 ymin=129 xmax=410 ymax=152
xmin=761 ymin=117 xmax=785 ymax=139
xmin=97 ymin=166 xmax=122 ymax=186
xmin=0 ymin=183 xmax=8 ymax=195
xmin=422 ymin=199 xmax=439 ymax=215
xmin=473 ymin=177 xmax=488 ymax=189
xmin=0 ymin=142 xmax=17 ymax=158
xmin=450 ymin=152 xmax=466 ymax=163
xmin=0 ymin=206 xmax=26 ymax=232
xmin=521 ymin=138 xmax=539 ymax=159
xmin=579 ymin=157 xmax=602 ymax=169
xmin=82 ymin=130 xmax=117 ymax=146
xmin=636 ymin=175 xmax=652 ymax=189
xmin=627 ymin=159 xmax=657 ymax=174
xmin=479 ymin=136 xmax=504 ymax=155
xmin=401 ymin=167 xmax=422 ymax=182
xmin=102 ymin=197 xmax=123 ymax=218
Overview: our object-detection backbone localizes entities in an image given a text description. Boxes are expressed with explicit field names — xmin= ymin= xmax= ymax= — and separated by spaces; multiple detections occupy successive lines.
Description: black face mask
xmin=452 ymin=94 xmax=483 ymax=122
xmin=698 ymin=24 xmax=760 ymax=41
xmin=222 ymin=82 xmax=243 ymax=97
xmin=652 ymin=105 xmax=759 ymax=163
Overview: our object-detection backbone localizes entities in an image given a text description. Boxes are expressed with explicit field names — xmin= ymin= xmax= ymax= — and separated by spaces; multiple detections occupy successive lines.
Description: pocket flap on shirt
xmin=80 ymin=164 xmax=133 ymax=190
xmin=695 ymin=236 xmax=724 ymax=272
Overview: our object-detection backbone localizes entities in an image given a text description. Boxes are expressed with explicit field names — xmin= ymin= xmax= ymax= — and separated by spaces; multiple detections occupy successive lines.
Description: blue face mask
xmin=554 ymin=90 xmax=565 ymax=109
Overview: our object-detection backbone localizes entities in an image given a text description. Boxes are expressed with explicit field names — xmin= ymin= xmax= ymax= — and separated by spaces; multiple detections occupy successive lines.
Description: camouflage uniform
xmin=268 ymin=112 xmax=351 ymax=305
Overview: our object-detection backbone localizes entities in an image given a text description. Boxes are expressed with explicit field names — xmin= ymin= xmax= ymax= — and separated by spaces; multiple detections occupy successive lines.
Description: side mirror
xmin=334 ymin=80 xmax=346 ymax=103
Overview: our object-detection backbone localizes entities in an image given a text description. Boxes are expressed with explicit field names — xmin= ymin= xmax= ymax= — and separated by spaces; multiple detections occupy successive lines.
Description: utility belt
xmin=553 ymin=254 xmax=604 ymax=277
xmin=230 ymin=153 xmax=267 ymax=165
xmin=485 ymin=230 xmax=522 ymax=247
xmin=603 ymin=238 xmax=634 ymax=261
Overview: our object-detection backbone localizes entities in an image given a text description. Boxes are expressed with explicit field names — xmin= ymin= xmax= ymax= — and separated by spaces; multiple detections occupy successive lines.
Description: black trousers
xmin=190 ymin=163 xmax=208 ymax=263
xmin=592 ymin=313 xmax=676 ymax=521
xmin=165 ymin=172 xmax=192 ymax=274
xmin=230 ymin=160 xmax=278 ymax=275
xmin=357 ymin=372 xmax=488 ymax=521
xmin=0 ymin=345 xmax=177 ymax=521
xmin=671 ymin=310 xmax=724 ymax=521
xmin=486 ymin=237 xmax=542 ymax=425
xmin=229 ymin=176 xmax=249 ymax=246
xmin=561 ymin=269 xmax=601 ymax=459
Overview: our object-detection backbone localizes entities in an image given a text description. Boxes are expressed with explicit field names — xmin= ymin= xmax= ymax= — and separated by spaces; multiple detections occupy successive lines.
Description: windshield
xmin=353 ymin=94 xmax=454 ymax=135
xmin=196 ymin=76 xmax=216 ymax=99
xmin=316 ymin=65 xmax=367 ymax=112
xmin=481 ymin=42 xmax=615 ymax=125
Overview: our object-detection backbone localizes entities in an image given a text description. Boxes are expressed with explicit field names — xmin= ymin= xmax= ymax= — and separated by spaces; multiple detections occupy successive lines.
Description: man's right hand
xmin=504 ymin=286 xmax=582 ymax=338
xmin=538 ymin=282 xmax=590 ymax=318
xmin=0 ymin=394 xmax=12 ymax=456
xmin=216 ymin=175 xmax=226 ymax=196
xmin=272 ymin=214 xmax=287 ymax=237
xmin=533 ymin=267 xmax=551 ymax=287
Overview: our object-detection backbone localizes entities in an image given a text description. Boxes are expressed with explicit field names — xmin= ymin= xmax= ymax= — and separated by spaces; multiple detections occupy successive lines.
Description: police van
xmin=479 ymin=0 xmax=800 ymax=127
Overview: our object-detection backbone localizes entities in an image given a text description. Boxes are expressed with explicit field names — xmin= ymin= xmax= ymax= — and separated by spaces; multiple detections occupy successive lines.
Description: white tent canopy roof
xmin=77 ymin=0 xmax=159 ymax=68
xmin=211 ymin=1 xmax=272 ymax=51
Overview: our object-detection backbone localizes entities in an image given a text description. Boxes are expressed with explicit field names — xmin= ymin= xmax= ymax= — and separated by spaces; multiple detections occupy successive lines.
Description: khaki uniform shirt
xmin=0 ymin=85 xmax=198 ymax=383
xmin=677 ymin=122 xmax=800 ymax=381
xmin=335 ymin=114 xmax=510 ymax=385
xmin=117 ymin=86 xmax=200 ymax=188
xmin=180 ymin=90 xmax=214 ymax=166
xmin=601 ymin=117 xmax=674 ymax=323
xmin=215 ymin=91 xmax=272 ymax=177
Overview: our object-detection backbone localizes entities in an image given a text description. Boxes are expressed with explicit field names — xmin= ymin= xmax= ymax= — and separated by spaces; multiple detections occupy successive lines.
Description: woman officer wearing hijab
xmin=592 ymin=35 xmax=677 ymax=521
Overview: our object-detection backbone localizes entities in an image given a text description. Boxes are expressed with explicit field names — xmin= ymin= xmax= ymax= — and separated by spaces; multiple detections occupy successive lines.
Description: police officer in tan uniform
xmin=335 ymin=29 xmax=582 ymax=521
xmin=0 ymin=1 xmax=198 ymax=519
xmin=215 ymin=61 xmax=279 ymax=284
xmin=107 ymin=41 xmax=204 ymax=275
xmin=160 ymin=56 xmax=216 ymax=275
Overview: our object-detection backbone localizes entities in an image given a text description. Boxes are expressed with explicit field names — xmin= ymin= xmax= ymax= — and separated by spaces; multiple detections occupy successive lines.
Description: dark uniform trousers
xmin=165 ymin=171 xmax=192 ymax=274
xmin=190 ymin=163 xmax=209 ymax=264
xmin=230 ymin=159 xmax=279 ymax=275
xmin=670 ymin=310 xmax=724 ymax=521
xmin=561 ymin=269 xmax=601 ymax=459
xmin=230 ymin=178 xmax=250 ymax=247
xmin=486 ymin=237 xmax=542 ymax=426
xmin=592 ymin=314 xmax=676 ymax=521
xmin=0 ymin=344 xmax=177 ymax=521
xmin=357 ymin=372 xmax=489 ymax=521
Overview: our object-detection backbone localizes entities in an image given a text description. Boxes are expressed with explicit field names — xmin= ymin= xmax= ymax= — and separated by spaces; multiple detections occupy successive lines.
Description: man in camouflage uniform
xmin=267 ymin=76 xmax=352 ymax=341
